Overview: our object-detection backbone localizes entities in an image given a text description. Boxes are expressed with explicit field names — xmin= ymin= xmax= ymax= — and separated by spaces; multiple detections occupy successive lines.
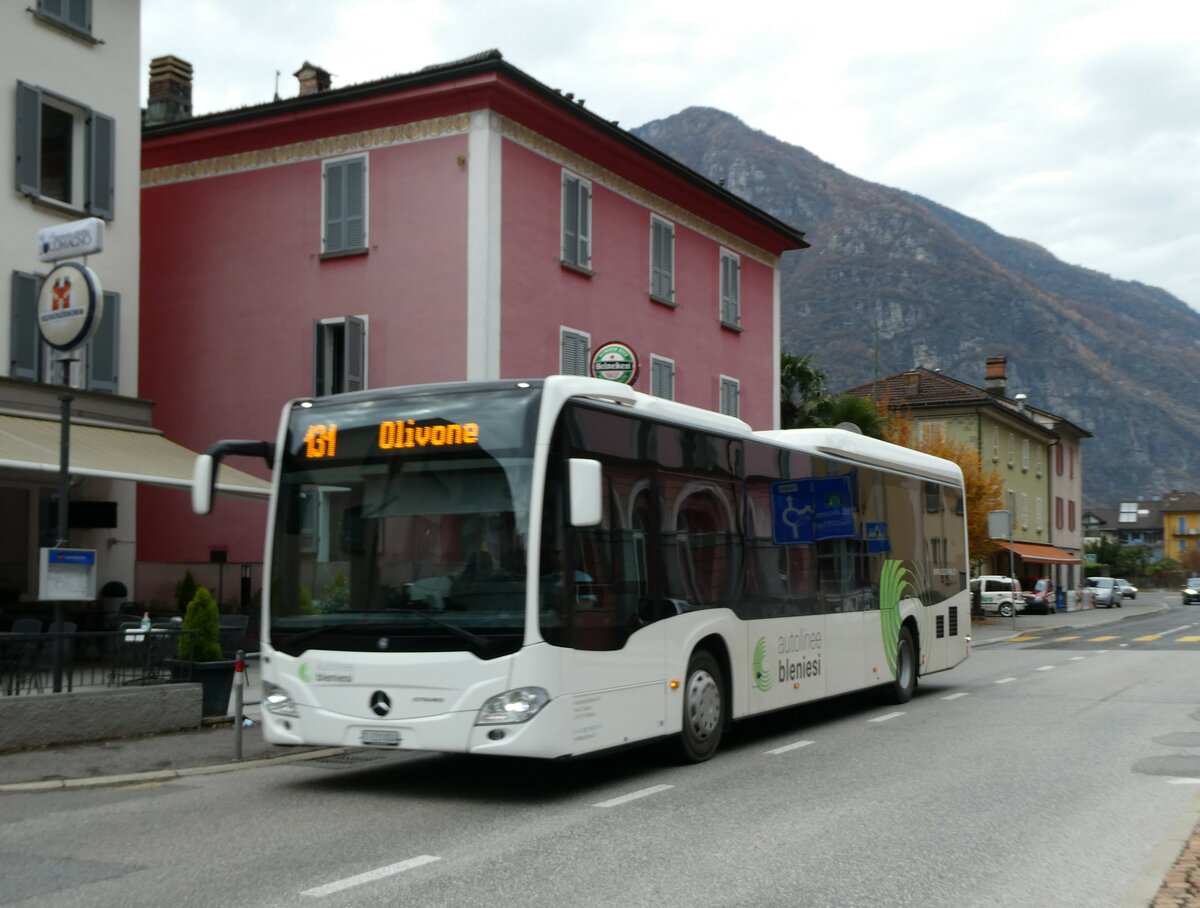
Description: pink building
xmin=138 ymin=51 xmax=808 ymax=600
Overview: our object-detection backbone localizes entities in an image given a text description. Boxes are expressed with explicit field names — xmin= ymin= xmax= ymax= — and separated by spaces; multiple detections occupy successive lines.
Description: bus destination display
xmin=303 ymin=419 xmax=481 ymax=460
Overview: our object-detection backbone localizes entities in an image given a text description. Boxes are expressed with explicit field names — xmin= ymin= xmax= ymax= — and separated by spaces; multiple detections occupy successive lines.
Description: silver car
xmin=1085 ymin=576 xmax=1122 ymax=609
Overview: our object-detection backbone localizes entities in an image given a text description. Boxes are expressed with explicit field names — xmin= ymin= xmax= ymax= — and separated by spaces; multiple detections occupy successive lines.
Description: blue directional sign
xmin=771 ymin=476 xmax=857 ymax=545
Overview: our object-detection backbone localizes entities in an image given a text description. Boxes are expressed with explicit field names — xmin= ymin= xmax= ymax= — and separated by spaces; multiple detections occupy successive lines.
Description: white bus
xmin=193 ymin=376 xmax=970 ymax=762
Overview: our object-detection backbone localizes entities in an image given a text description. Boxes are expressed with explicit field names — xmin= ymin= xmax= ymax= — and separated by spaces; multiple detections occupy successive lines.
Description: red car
xmin=1023 ymin=578 xmax=1056 ymax=614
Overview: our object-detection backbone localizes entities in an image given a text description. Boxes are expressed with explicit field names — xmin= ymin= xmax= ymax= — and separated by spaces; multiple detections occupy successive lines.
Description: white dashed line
xmin=995 ymin=677 xmax=1017 ymax=684
xmin=766 ymin=740 xmax=815 ymax=755
xmin=593 ymin=784 xmax=673 ymax=808
xmin=1070 ymin=656 xmax=1085 ymax=661
xmin=301 ymin=856 xmax=441 ymax=897
xmin=1168 ymin=778 xmax=1200 ymax=786
xmin=941 ymin=692 xmax=969 ymax=701
xmin=869 ymin=712 xmax=905 ymax=723
xmin=1036 ymin=666 xmax=1055 ymax=671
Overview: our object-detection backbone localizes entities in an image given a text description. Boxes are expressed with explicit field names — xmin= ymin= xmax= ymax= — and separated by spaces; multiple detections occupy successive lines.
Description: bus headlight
xmin=475 ymin=687 xmax=550 ymax=725
xmin=263 ymin=682 xmax=299 ymax=717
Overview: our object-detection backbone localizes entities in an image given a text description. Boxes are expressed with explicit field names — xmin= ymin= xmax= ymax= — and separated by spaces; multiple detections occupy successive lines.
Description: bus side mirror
xmin=569 ymin=458 xmax=602 ymax=527
xmin=192 ymin=454 xmax=216 ymax=516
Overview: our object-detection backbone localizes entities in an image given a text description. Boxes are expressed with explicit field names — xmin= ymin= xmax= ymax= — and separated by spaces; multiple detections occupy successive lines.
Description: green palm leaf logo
xmin=753 ymin=636 xmax=773 ymax=692
xmin=879 ymin=559 xmax=910 ymax=678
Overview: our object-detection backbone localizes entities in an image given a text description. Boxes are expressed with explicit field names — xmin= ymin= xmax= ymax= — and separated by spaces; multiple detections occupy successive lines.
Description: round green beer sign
xmin=590 ymin=341 xmax=639 ymax=385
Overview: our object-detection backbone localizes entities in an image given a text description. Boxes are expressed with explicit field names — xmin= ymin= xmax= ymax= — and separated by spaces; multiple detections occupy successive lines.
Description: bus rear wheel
xmin=676 ymin=649 xmax=724 ymax=763
xmin=888 ymin=626 xmax=917 ymax=704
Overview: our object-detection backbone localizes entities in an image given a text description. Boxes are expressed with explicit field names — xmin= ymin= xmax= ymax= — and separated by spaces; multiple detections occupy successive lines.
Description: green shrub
xmin=174 ymin=569 xmax=198 ymax=615
xmin=179 ymin=585 xmax=223 ymax=662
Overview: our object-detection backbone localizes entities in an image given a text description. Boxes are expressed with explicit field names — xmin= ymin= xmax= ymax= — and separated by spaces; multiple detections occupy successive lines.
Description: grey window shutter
xmin=312 ymin=319 xmax=325 ymax=396
xmin=87 ymin=291 xmax=119 ymax=392
xmin=324 ymin=162 xmax=344 ymax=253
xmin=15 ymin=82 xmax=42 ymax=197
xmin=561 ymin=330 xmax=588 ymax=376
xmin=344 ymin=159 xmax=365 ymax=251
xmin=578 ymin=183 xmax=591 ymax=267
xmin=86 ymin=110 xmax=115 ymax=219
xmin=10 ymin=271 xmax=41 ymax=380
xmin=343 ymin=316 xmax=365 ymax=392
xmin=67 ymin=0 xmax=90 ymax=30
xmin=651 ymin=220 xmax=673 ymax=299
xmin=562 ymin=176 xmax=578 ymax=264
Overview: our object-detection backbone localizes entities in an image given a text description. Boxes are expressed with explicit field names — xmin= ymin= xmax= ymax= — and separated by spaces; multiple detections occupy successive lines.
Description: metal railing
xmin=0 ymin=627 xmax=197 ymax=696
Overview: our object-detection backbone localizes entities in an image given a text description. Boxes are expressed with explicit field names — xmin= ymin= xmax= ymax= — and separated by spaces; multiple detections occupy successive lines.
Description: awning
xmin=0 ymin=414 xmax=269 ymax=499
xmin=995 ymin=541 xmax=1081 ymax=565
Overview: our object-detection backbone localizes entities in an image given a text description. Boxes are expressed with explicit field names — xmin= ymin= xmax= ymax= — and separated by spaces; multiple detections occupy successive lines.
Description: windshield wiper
xmin=386 ymin=609 xmax=496 ymax=657
xmin=273 ymin=621 xmax=395 ymax=648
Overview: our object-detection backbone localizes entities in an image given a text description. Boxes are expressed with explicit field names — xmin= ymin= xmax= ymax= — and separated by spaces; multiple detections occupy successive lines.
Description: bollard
xmin=233 ymin=649 xmax=245 ymax=761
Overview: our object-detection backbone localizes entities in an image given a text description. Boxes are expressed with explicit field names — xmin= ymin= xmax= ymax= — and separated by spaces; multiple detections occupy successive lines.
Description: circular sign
xmin=37 ymin=262 xmax=103 ymax=351
xmin=590 ymin=341 xmax=639 ymax=385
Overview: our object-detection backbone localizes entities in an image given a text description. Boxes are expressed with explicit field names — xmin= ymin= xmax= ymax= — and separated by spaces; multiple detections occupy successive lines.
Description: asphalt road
xmin=1 ymin=595 xmax=1197 ymax=907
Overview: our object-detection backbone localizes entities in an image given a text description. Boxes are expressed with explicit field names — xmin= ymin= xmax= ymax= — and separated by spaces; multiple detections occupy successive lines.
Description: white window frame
xmin=719 ymin=374 xmax=740 ymax=418
xmin=719 ymin=249 xmax=740 ymax=327
xmin=559 ymin=327 xmax=591 ymax=377
xmin=650 ymin=355 xmax=675 ymax=400
xmin=1035 ymin=497 xmax=1044 ymax=533
xmin=919 ymin=420 xmax=946 ymax=444
xmin=1021 ymin=493 xmax=1029 ymax=529
xmin=1007 ymin=433 xmax=1014 ymax=467
xmin=992 ymin=427 xmax=999 ymax=462
xmin=1021 ymin=438 xmax=1030 ymax=472
xmin=649 ymin=215 xmax=675 ymax=304
xmin=561 ymin=171 xmax=592 ymax=271
xmin=321 ymin=154 xmax=368 ymax=257
xmin=35 ymin=0 xmax=93 ymax=36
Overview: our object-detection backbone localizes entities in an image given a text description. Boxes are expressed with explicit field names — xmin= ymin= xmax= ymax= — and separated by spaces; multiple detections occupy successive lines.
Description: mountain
xmin=632 ymin=107 xmax=1200 ymax=506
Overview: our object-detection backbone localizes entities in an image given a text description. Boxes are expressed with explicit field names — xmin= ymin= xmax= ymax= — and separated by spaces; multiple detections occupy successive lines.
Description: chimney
xmin=294 ymin=62 xmax=332 ymax=96
xmin=145 ymin=55 xmax=193 ymax=126
xmin=903 ymin=370 xmax=921 ymax=397
xmin=985 ymin=355 xmax=1007 ymax=396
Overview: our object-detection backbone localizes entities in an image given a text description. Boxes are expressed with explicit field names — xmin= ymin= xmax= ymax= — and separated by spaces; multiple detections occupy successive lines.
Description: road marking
xmin=1054 ymin=635 xmax=1081 ymax=641
xmin=301 ymin=856 xmax=441 ymax=897
xmin=995 ymin=677 xmax=1017 ymax=684
xmin=766 ymin=740 xmax=814 ymax=755
xmin=1094 ymin=649 xmax=1109 ymax=654
xmin=594 ymin=784 xmax=673 ymax=808
xmin=1169 ymin=778 xmax=1200 ymax=786
xmin=1005 ymin=636 xmax=1041 ymax=642
xmin=1133 ymin=635 xmax=1162 ymax=642
xmin=1088 ymin=636 xmax=1119 ymax=642
xmin=1164 ymin=625 xmax=1194 ymax=634
xmin=1177 ymin=636 xmax=1200 ymax=643
xmin=869 ymin=712 xmax=905 ymax=723
xmin=941 ymin=692 xmax=969 ymax=701
xmin=1070 ymin=656 xmax=1086 ymax=661
xmin=1036 ymin=665 xmax=1055 ymax=671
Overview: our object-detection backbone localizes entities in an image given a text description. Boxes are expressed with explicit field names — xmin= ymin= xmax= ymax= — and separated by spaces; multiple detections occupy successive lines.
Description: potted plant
xmin=177 ymin=585 xmax=236 ymax=717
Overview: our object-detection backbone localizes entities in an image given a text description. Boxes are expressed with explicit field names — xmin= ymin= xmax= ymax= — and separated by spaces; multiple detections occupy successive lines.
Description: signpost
xmin=35 ymin=219 xmax=104 ymax=691
xmin=988 ymin=509 xmax=1017 ymax=631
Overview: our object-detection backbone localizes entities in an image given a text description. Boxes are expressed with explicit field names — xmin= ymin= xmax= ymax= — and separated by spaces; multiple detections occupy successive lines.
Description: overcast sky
xmin=141 ymin=0 xmax=1200 ymax=309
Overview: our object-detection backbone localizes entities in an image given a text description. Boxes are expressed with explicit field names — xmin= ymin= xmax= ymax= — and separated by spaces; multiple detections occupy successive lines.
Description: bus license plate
xmin=361 ymin=729 xmax=400 ymax=747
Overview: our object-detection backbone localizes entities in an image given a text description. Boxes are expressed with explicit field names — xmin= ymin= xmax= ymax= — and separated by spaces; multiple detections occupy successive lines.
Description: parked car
xmin=1023 ymin=578 xmax=1056 ymax=614
xmin=1114 ymin=578 xmax=1137 ymax=600
xmin=1182 ymin=578 xmax=1200 ymax=605
xmin=970 ymin=575 xmax=1023 ymax=617
xmin=1084 ymin=576 xmax=1122 ymax=608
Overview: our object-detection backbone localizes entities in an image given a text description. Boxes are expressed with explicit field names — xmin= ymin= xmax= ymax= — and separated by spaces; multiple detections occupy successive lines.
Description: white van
xmin=1084 ymin=576 xmax=1122 ymax=608
xmin=970 ymin=575 xmax=1023 ymax=617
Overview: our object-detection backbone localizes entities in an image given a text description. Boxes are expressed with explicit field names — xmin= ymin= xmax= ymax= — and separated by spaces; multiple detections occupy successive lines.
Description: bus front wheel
xmin=676 ymin=649 xmax=724 ymax=763
xmin=889 ymin=626 xmax=917 ymax=704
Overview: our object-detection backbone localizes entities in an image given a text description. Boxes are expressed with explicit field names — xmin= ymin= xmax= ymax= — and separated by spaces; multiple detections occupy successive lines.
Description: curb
xmin=0 ymin=746 xmax=349 ymax=794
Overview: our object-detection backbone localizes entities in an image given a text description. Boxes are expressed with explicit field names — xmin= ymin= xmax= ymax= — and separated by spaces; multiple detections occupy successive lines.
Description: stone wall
xmin=0 ymin=685 xmax=201 ymax=751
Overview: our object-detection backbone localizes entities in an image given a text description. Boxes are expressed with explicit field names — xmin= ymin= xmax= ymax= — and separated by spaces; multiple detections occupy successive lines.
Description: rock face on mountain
xmin=633 ymin=107 xmax=1200 ymax=505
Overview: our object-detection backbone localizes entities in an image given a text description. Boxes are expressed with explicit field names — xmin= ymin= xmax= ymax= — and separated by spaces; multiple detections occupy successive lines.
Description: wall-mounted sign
xmin=37 ymin=261 xmax=103 ymax=351
xmin=37 ymin=217 xmax=105 ymax=262
xmin=590 ymin=341 xmax=639 ymax=385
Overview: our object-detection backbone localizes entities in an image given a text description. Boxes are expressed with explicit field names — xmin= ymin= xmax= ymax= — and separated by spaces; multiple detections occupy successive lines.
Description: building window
xmin=650 ymin=355 xmax=675 ymax=400
xmin=1035 ymin=497 xmax=1043 ymax=533
xmin=1069 ymin=445 xmax=1075 ymax=480
xmin=1007 ymin=433 xmax=1014 ymax=467
xmin=919 ymin=420 xmax=946 ymax=444
xmin=561 ymin=172 xmax=591 ymax=271
xmin=650 ymin=216 xmax=674 ymax=303
xmin=10 ymin=270 xmax=119 ymax=392
xmin=15 ymin=82 xmax=114 ymax=217
xmin=719 ymin=375 xmax=740 ymax=417
xmin=560 ymin=327 xmax=590 ymax=377
xmin=1021 ymin=438 xmax=1029 ymax=471
xmin=322 ymin=155 xmax=367 ymax=257
xmin=1056 ymin=443 xmax=1063 ymax=475
xmin=1180 ymin=539 xmax=1187 ymax=555
xmin=992 ymin=427 xmax=999 ymax=463
xmin=35 ymin=0 xmax=92 ymax=35
xmin=719 ymin=250 xmax=740 ymax=327
xmin=1180 ymin=516 xmax=1188 ymax=535
xmin=1021 ymin=493 xmax=1028 ymax=529
xmin=1056 ymin=496 xmax=1064 ymax=530
xmin=1068 ymin=500 xmax=1076 ymax=531
xmin=313 ymin=316 xmax=366 ymax=396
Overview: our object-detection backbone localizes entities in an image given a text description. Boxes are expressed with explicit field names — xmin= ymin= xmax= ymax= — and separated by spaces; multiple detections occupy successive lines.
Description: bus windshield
xmin=268 ymin=385 xmax=541 ymax=658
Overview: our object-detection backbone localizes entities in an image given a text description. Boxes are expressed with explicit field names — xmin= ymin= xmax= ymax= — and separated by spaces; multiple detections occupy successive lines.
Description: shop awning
xmin=0 ymin=414 xmax=269 ymax=499
xmin=995 ymin=541 xmax=1081 ymax=564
